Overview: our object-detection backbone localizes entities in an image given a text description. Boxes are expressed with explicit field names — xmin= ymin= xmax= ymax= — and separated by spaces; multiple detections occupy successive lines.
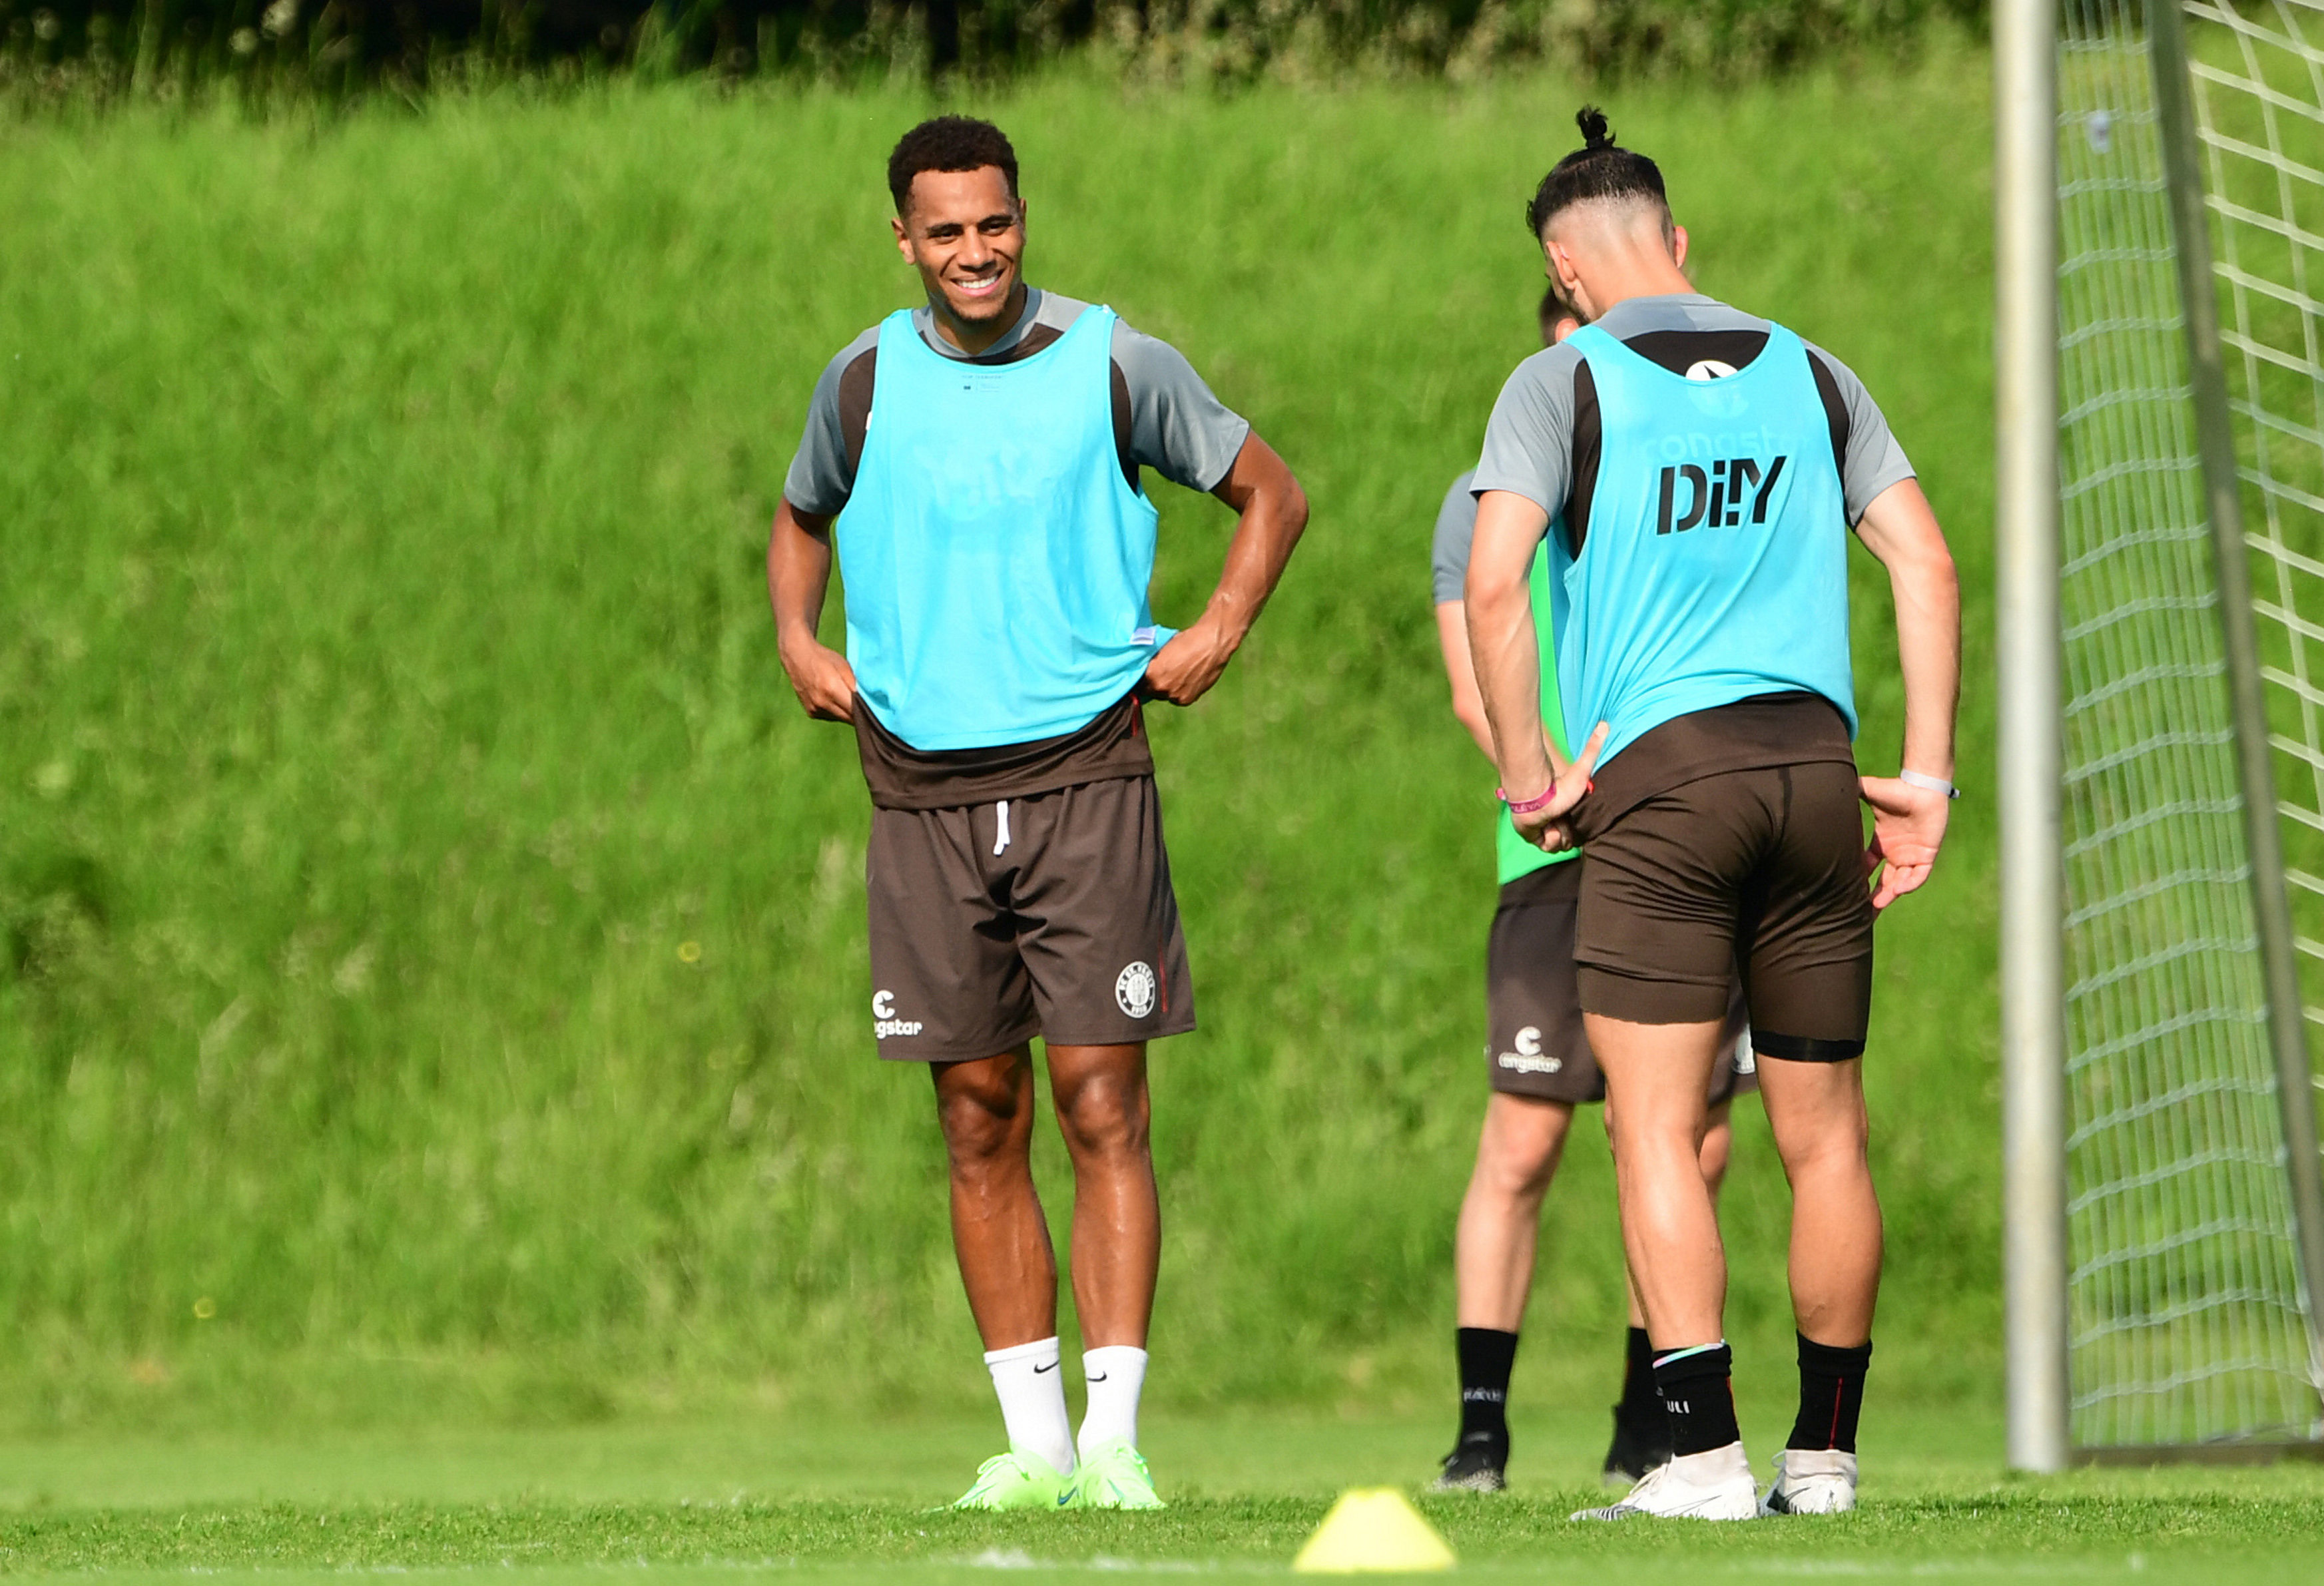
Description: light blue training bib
xmin=1554 ymin=322 xmax=1857 ymax=768
xmin=836 ymin=305 xmax=1169 ymax=751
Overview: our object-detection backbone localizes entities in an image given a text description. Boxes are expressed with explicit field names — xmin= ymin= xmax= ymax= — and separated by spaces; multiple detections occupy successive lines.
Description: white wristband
xmin=1898 ymin=768 xmax=1960 ymax=800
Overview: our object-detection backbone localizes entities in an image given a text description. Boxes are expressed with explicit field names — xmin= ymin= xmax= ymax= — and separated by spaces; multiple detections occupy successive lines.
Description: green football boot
xmin=952 ymin=1449 xmax=1071 ymax=1511
xmin=1063 ymin=1438 xmax=1165 ymax=1510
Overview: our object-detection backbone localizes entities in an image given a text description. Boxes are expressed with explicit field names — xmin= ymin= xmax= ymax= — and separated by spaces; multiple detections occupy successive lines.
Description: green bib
xmin=1494 ymin=537 xmax=1577 ymax=884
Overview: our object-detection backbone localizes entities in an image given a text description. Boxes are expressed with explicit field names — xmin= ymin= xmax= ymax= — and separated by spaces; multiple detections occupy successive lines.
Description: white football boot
xmin=1569 ymin=1441 xmax=1759 ymax=1521
xmin=1759 ymin=1448 xmax=1858 ymax=1515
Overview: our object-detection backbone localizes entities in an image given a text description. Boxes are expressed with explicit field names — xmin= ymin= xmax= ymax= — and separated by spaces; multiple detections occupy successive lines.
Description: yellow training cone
xmin=1293 ymin=1487 xmax=1456 ymax=1573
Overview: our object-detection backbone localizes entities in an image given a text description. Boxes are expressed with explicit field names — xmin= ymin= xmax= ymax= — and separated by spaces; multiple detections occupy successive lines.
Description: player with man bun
xmin=1466 ymin=109 xmax=1959 ymax=1520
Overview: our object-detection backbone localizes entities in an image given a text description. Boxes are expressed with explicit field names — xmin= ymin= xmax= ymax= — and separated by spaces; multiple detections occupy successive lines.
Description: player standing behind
xmin=768 ymin=117 xmax=1308 ymax=1512
xmin=1431 ymin=287 xmax=1757 ymax=1495
xmin=1466 ymin=110 xmax=1959 ymax=1521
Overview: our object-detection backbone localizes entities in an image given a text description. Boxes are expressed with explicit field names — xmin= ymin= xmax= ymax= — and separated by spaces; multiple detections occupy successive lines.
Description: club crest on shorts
xmin=1115 ymin=961 xmax=1158 ymax=1019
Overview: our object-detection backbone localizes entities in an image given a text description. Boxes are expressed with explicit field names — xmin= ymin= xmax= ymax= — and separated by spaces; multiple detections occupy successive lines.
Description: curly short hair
xmin=887 ymin=116 xmax=1019 ymax=214
xmin=1524 ymin=106 xmax=1667 ymax=238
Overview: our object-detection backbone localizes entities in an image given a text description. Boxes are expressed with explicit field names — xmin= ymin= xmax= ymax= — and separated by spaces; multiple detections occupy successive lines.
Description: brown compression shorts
xmin=1574 ymin=760 xmax=1876 ymax=1061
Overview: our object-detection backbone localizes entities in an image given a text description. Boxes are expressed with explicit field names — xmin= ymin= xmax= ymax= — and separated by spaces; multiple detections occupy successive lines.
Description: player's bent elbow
xmin=1462 ymin=569 xmax=1525 ymax=623
xmin=1900 ymin=546 xmax=1962 ymax=613
xmin=1272 ymin=475 xmax=1311 ymax=542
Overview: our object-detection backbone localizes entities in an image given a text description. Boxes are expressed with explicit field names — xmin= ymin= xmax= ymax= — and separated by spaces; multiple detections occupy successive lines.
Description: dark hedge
xmin=0 ymin=0 xmax=1986 ymax=97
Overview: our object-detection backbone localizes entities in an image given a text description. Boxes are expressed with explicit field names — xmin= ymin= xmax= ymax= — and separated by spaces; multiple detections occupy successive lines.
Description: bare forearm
xmin=1199 ymin=435 xmax=1308 ymax=649
xmin=1143 ymin=434 xmax=1307 ymax=708
xmin=770 ymin=503 xmax=833 ymax=646
xmin=768 ymin=499 xmax=856 ymax=722
xmin=1863 ymin=553 xmax=1959 ymax=909
xmin=1201 ymin=491 xmax=1305 ymax=647
xmin=1856 ymin=481 xmax=1961 ymax=782
xmin=1894 ymin=554 xmax=1960 ymax=780
xmin=1469 ymin=579 xmax=1553 ymax=796
xmin=1433 ymin=603 xmax=1500 ymax=762
xmin=1464 ymin=491 xmax=1560 ymax=798
xmin=1454 ymin=708 xmax=1496 ymax=761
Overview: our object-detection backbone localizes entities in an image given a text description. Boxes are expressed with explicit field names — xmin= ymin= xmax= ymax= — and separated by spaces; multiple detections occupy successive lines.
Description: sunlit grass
xmin=0 ymin=50 xmax=2000 ymax=1427
xmin=0 ymin=1410 xmax=2319 ymax=1584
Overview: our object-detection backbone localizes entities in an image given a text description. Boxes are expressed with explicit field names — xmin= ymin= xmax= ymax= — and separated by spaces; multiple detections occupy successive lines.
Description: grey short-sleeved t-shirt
xmin=1471 ymin=294 xmax=1915 ymax=545
xmin=1431 ymin=468 xmax=1480 ymax=606
xmin=782 ymin=288 xmax=1251 ymax=517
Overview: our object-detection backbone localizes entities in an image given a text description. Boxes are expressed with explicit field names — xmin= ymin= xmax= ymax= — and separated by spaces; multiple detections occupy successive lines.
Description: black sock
xmin=1788 ymin=1334 xmax=1873 ymax=1454
xmin=1653 ymin=1342 xmax=1739 ymax=1457
xmin=1455 ymin=1327 xmax=1519 ymax=1451
xmin=1616 ymin=1326 xmax=1658 ymax=1426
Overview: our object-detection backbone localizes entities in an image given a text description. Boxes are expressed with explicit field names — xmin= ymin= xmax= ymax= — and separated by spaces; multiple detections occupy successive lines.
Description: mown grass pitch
xmin=0 ymin=1412 xmax=2317 ymax=1583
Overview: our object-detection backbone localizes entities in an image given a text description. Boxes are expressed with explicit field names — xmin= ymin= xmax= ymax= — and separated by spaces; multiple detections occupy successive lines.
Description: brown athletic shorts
xmin=1574 ymin=759 xmax=1876 ymax=1061
xmin=864 ymin=774 xmax=1195 ymax=1060
xmin=1486 ymin=860 xmax=1756 ymax=1105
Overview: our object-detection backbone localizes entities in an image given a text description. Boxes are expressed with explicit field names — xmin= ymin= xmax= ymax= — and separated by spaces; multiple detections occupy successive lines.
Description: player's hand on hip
xmin=1511 ymin=721 xmax=1611 ymax=854
xmin=1859 ymin=774 xmax=1949 ymax=910
xmin=778 ymin=636 xmax=858 ymax=723
xmin=1142 ymin=620 xmax=1236 ymax=707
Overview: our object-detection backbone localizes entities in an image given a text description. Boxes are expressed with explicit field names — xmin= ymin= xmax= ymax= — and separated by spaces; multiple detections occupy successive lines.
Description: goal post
xmin=2000 ymin=0 xmax=2324 ymax=1467
xmin=1996 ymin=0 xmax=2072 ymax=1478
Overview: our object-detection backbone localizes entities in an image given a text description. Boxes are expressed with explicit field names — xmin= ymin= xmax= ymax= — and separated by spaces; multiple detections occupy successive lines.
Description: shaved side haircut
xmin=1524 ymin=107 xmax=1669 ymax=240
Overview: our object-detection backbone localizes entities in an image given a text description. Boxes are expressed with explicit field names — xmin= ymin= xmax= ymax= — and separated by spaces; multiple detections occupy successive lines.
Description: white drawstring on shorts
xmin=993 ymin=800 xmax=1012 ymax=857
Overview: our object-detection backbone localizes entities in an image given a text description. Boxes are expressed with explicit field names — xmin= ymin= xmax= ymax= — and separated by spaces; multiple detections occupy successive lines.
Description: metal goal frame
xmin=1996 ymin=0 xmax=2324 ymax=1471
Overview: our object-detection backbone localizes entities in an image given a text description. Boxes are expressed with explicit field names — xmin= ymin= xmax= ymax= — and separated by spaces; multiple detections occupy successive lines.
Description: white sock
xmin=1669 ymin=1441 xmax=1751 ymax=1480
xmin=1077 ymin=1344 xmax=1149 ymax=1457
xmin=984 ymin=1337 xmax=1076 ymax=1476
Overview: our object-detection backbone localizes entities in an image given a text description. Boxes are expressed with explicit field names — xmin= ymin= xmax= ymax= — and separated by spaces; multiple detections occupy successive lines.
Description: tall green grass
xmin=0 ymin=49 xmax=1999 ymax=1428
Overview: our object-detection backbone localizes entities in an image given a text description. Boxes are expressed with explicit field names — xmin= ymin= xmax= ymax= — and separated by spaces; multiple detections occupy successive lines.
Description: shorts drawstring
xmin=993 ymin=800 xmax=1012 ymax=857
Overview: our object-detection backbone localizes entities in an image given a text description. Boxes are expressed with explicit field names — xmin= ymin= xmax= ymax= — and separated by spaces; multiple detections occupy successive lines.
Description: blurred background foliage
xmin=0 ymin=0 xmax=1988 ymax=99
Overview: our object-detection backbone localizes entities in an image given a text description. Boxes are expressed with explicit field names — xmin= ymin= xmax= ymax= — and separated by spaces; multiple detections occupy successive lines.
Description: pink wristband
xmin=1498 ymin=781 xmax=1560 ymax=816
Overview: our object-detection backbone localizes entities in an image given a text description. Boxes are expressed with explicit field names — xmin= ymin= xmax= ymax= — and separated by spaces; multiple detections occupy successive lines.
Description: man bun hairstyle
xmin=888 ymin=116 xmax=1020 ymax=214
xmin=1524 ymin=106 xmax=1668 ymax=238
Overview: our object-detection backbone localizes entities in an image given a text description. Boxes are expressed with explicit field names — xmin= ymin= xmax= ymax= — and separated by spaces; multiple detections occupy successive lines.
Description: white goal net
xmin=2053 ymin=0 xmax=2324 ymax=1451
xmin=2193 ymin=9 xmax=2324 ymax=1064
